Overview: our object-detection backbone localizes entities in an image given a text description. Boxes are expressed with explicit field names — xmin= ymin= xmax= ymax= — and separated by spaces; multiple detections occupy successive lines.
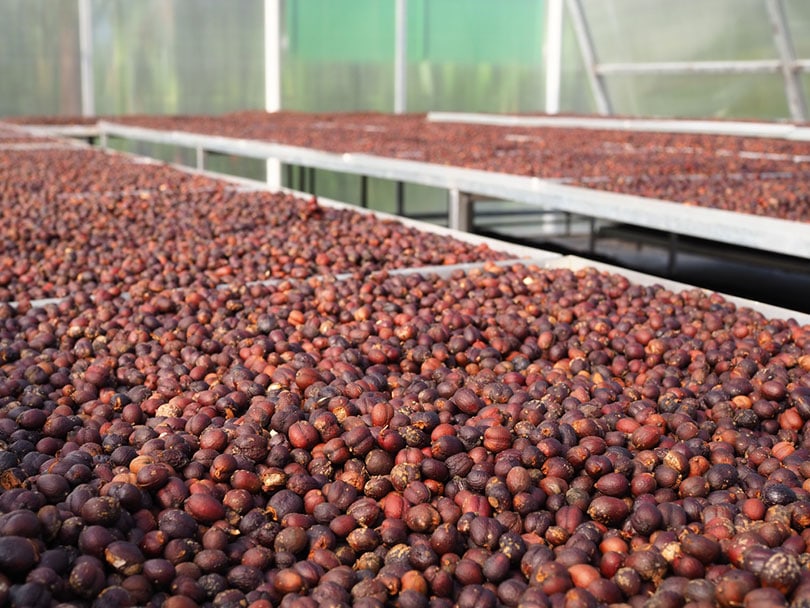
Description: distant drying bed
xmin=95 ymin=111 xmax=810 ymax=224
xmin=0 ymin=129 xmax=511 ymax=303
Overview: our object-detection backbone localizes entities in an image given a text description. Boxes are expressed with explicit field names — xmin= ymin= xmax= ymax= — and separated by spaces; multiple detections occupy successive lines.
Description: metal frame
xmin=568 ymin=0 xmax=810 ymax=121
xmin=426 ymin=111 xmax=810 ymax=139
xmin=77 ymin=0 xmax=94 ymax=117
xmin=544 ymin=0 xmax=564 ymax=114
xmin=394 ymin=0 xmax=408 ymax=114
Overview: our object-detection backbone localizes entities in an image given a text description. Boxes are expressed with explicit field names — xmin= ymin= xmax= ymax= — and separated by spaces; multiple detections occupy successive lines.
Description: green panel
xmin=281 ymin=60 xmax=394 ymax=112
xmin=406 ymin=64 xmax=544 ymax=113
xmin=405 ymin=0 xmax=546 ymax=113
xmin=282 ymin=0 xmax=394 ymax=111
xmin=0 ymin=0 xmax=81 ymax=116
xmin=285 ymin=0 xmax=394 ymax=62
xmin=282 ymin=0 xmax=548 ymax=113
xmin=409 ymin=0 xmax=544 ymax=65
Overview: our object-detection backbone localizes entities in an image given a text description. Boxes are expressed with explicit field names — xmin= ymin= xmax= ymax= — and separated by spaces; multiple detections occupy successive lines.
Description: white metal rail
xmin=427 ymin=111 xmax=810 ymax=140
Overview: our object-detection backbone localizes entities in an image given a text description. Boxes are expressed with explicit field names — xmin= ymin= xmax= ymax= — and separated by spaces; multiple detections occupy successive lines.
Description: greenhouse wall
xmin=1 ymin=0 xmax=810 ymax=119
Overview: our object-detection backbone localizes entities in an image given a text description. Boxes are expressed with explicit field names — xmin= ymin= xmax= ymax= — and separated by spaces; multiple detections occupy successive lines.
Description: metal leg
xmin=448 ymin=189 xmax=474 ymax=232
xmin=266 ymin=159 xmax=281 ymax=190
xmin=395 ymin=181 xmax=405 ymax=216
xmin=588 ymin=217 xmax=597 ymax=254
xmin=309 ymin=167 xmax=316 ymax=194
xmin=667 ymin=233 xmax=678 ymax=274
xmin=360 ymin=175 xmax=368 ymax=208
xmin=196 ymin=146 xmax=205 ymax=170
xmin=99 ymin=132 xmax=108 ymax=150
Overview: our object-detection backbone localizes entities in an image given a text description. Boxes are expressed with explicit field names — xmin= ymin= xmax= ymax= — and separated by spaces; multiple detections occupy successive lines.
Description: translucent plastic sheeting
xmin=3 ymin=0 xmax=809 ymax=121
xmin=559 ymin=7 xmax=597 ymax=115
xmin=784 ymin=0 xmax=810 ymax=59
xmin=91 ymin=0 xmax=264 ymax=115
xmin=581 ymin=0 xmax=778 ymax=64
xmin=580 ymin=0 xmax=798 ymax=118
xmin=0 ymin=0 xmax=81 ymax=116
xmin=605 ymin=73 xmax=791 ymax=120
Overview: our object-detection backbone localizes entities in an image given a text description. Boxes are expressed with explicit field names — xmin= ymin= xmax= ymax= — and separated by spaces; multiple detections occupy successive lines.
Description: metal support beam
xmin=448 ymin=189 xmax=473 ymax=232
xmin=765 ymin=0 xmax=809 ymax=122
xmin=196 ymin=146 xmax=205 ymax=171
xmin=77 ymin=0 xmax=95 ymax=117
xmin=394 ymin=0 xmax=408 ymax=114
xmin=545 ymin=0 xmax=564 ymax=114
xmin=564 ymin=0 xmax=612 ymax=115
xmin=360 ymin=175 xmax=368 ymax=208
xmin=428 ymin=111 xmax=802 ymax=138
xmin=395 ymin=181 xmax=405 ymax=216
xmin=309 ymin=167 xmax=316 ymax=194
xmin=264 ymin=0 xmax=281 ymax=113
xmin=596 ymin=59 xmax=784 ymax=76
xmin=588 ymin=217 xmax=597 ymax=254
xmin=264 ymin=0 xmax=282 ymax=188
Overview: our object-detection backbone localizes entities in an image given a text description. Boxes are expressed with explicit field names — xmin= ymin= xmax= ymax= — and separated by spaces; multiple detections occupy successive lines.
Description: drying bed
xmin=2 ymin=125 xmax=810 ymax=608
xmin=0 ymin=141 xmax=508 ymax=304
xmin=2 ymin=261 xmax=810 ymax=607
xmin=0 ymin=148 xmax=223 ymax=198
xmin=108 ymin=111 xmax=810 ymax=224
